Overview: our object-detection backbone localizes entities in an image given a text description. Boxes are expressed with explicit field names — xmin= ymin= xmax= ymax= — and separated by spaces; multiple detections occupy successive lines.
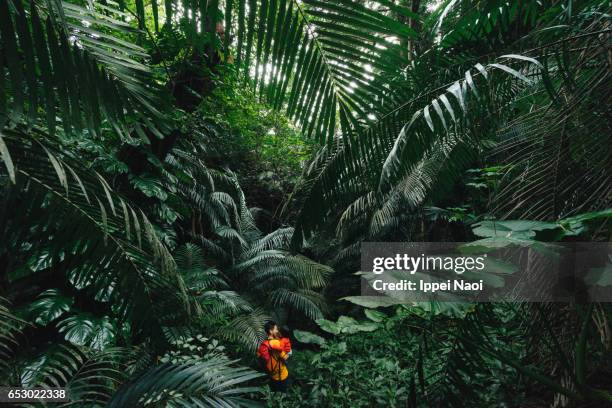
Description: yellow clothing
xmin=258 ymin=338 xmax=289 ymax=381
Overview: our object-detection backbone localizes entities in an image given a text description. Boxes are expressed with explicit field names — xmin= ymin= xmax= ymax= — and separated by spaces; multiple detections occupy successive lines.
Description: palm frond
xmin=0 ymin=296 xmax=26 ymax=379
xmin=216 ymin=308 xmax=271 ymax=351
xmin=292 ymin=55 xmax=539 ymax=244
xmin=0 ymin=128 xmax=188 ymax=329
xmin=20 ymin=343 xmax=130 ymax=406
xmin=270 ymin=288 xmax=327 ymax=320
xmin=108 ymin=355 xmax=263 ymax=407
xmin=249 ymin=227 xmax=294 ymax=253
xmin=0 ymin=0 xmax=170 ymax=138
xmin=489 ymin=23 xmax=612 ymax=220
xmin=135 ymin=0 xmax=417 ymax=143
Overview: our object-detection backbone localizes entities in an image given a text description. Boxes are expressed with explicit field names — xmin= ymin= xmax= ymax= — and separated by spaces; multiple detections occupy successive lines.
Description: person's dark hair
xmin=281 ymin=325 xmax=291 ymax=338
xmin=264 ymin=320 xmax=277 ymax=335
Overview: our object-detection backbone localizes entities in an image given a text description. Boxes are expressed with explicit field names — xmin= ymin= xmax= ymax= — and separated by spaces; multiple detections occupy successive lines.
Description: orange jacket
xmin=280 ymin=337 xmax=291 ymax=354
xmin=257 ymin=338 xmax=289 ymax=381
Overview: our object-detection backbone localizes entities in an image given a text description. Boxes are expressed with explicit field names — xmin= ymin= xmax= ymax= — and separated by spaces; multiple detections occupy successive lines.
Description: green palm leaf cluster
xmin=283 ymin=1 xmax=611 ymax=405
xmin=169 ymin=160 xmax=331 ymax=349
xmin=0 ymin=297 xmax=25 ymax=377
xmin=20 ymin=344 xmax=129 ymax=406
xmin=0 ymin=0 xmax=169 ymax=138
xmin=135 ymin=0 xmax=419 ymax=142
xmin=288 ymin=0 xmax=611 ymax=246
xmin=108 ymin=358 xmax=262 ymax=407
xmin=291 ymin=55 xmax=535 ymax=245
xmin=1 ymin=128 xmax=186 ymax=328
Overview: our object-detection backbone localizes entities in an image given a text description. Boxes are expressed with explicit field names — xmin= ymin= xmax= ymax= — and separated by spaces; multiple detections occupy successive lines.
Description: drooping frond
xmin=108 ymin=356 xmax=263 ymax=407
xmin=216 ymin=308 xmax=271 ymax=351
xmin=0 ymin=128 xmax=188 ymax=328
xmin=270 ymin=288 xmax=327 ymax=320
xmin=292 ymin=55 xmax=539 ymax=244
xmin=20 ymin=344 xmax=130 ymax=406
xmin=0 ymin=0 xmax=170 ymax=138
xmin=248 ymin=227 xmax=294 ymax=253
xmin=0 ymin=297 xmax=26 ymax=378
xmin=489 ymin=21 xmax=612 ymax=220
xmin=134 ymin=0 xmax=417 ymax=143
xmin=199 ymin=290 xmax=254 ymax=316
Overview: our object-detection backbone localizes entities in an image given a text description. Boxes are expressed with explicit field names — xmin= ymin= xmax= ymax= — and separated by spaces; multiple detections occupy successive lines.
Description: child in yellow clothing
xmin=257 ymin=321 xmax=291 ymax=392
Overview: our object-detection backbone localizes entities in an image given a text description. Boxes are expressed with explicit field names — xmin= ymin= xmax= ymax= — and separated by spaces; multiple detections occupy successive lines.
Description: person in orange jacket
xmin=279 ymin=325 xmax=292 ymax=356
xmin=280 ymin=334 xmax=292 ymax=355
xmin=257 ymin=321 xmax=291 ymax=392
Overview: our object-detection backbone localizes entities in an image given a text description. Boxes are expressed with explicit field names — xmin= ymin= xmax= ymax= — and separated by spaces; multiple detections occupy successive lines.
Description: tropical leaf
xmin=0 ymin=128 xmax=188 ymax=330
xmin=293 ymin=329 xmax=325 ymax=346
xmin=20 ymin=344 xmax=130 ymax=406
xmin=0 ymin=0 xmax=170 ymax=138
xmin=29 ymin=289 xmax=74 ymax=326
xmin=0 ymin=297 xmax=26 ymax=378
xmin=130 ymin=0 xmax=417 ymax=144
xmin=291 ymin=55 xmax=539 ymax=246
xmin=108 ymin=356 xmax=263 ymax=407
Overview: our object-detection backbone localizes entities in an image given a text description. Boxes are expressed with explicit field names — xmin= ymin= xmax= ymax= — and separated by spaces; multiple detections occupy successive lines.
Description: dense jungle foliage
xmin=0 ymin=0 xmax=611 ymax=406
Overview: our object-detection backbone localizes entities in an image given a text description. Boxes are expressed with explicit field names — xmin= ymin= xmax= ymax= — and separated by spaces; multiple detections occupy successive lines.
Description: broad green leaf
xmin=30 ymin=289 xmax=73 ymax=326
xmin=364 ymin=309 xmax=386 ymax=323
xmin=560 ymin=208 xmax=612 ymax=235
xmin=472 ymin=220 xmax=558 ymax=239
xmin=58 ymin=314 xmax=95 ymax=346
xmin=341 ymin=296 xmax=399 ymax=308
xmin=293 ymin=329 xmax=326 ymax=346
xmin=89 ymin=317 xmax=116 ymax=350
xmin=315 ymin=318 xmax=340 ymax=335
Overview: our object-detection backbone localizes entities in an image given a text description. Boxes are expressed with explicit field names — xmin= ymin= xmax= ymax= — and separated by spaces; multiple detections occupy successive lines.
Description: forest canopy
xmin=0 ymin=0 xmax=611 ymax=407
